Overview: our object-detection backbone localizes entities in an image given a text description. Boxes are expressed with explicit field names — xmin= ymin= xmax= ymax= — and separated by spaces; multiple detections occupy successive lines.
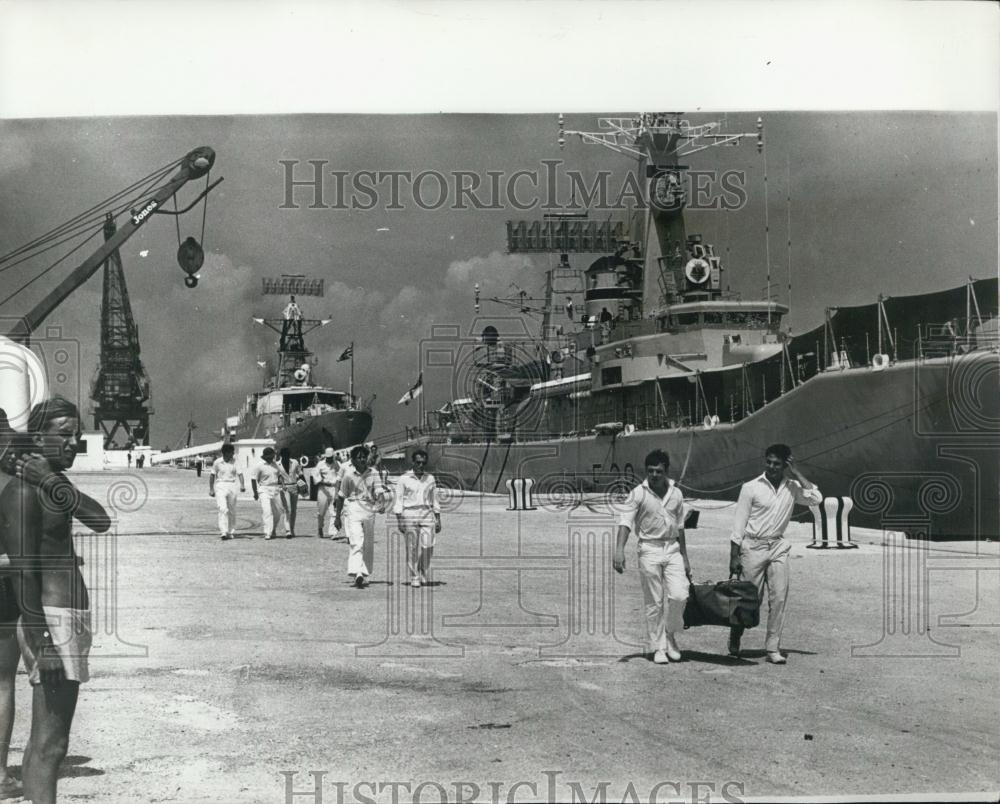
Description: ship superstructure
xmin=227 ymin=310 xmax=372 ymax=462
xmin=376 ymin=113 xmax=999 ymax=538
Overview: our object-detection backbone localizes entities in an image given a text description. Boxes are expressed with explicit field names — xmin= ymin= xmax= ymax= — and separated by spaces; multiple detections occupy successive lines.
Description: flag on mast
xmin=397 ymin=373 xmax=423 ymax=405
xmin=338 ymin=344 xmax=353 ymax=362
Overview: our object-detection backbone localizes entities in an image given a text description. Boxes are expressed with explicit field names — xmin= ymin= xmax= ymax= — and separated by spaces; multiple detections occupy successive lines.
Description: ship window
xmin=676 ymin=313 xmax=700 ymax=325
xmin=601 ymin=366 xmax=622 ymax=386
xmin=703 ymin=312 xmax=725 ymax=324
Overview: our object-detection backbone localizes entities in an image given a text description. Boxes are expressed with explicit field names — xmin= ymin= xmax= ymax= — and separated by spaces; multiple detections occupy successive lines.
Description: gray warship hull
xmin=389 ymin=351 xmax=998 ymax=538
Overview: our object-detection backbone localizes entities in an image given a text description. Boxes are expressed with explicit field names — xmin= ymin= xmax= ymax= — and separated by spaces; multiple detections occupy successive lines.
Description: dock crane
xmin=0 ymin=147 xmax=222 ymax=431
xmin=4 ymin=146 xmax=220 ymax=345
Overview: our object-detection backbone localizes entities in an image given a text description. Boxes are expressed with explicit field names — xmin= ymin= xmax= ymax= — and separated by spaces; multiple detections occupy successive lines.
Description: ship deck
xmin=36 ymin=467 xmax=1000 ymax=802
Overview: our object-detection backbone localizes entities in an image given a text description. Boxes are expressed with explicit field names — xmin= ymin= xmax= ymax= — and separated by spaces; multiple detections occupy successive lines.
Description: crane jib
xmin=131 ymin=200 xmax=159 ymax=225
xmin=6 ymin=146 xmax=218 ymax=345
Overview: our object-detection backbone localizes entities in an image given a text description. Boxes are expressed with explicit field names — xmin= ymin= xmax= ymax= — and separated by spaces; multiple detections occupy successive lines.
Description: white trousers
xmin=345 ymin=514 xmax=375 ymax=577
xmin=259 ymin=488 xmax=288 ymax=536
xmin=637 ymin=539 xmax=690 ymax=652
xmin=400 ymin=511 xmax=435 ymax=580
xmin=317 ymin=487 xmax=337 ymax=535
xmin=214 ymin=481 xmax=238 ymax=536
xmin=736 ymin=537 xmax=791 ymax=653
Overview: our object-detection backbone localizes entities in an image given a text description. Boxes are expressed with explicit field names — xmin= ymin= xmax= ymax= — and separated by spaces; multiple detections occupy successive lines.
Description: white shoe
xmin=766 ymin=651 xmax=787 ymax=665
xmin=664 ymin=634 xmax=682 ymax=662
xmin=652 ymin=649 xmax=669 ymax=665
xmin=411 ymin=578 xmax=421 ymax=588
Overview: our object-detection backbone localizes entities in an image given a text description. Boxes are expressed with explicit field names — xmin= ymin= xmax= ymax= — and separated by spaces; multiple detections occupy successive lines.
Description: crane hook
xmin=177 ymin=236 xmax=204 ymax=288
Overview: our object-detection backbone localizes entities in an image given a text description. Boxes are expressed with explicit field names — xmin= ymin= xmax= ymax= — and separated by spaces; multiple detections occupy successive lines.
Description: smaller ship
xmin=225 ymin=306 xmax=372 ymax=464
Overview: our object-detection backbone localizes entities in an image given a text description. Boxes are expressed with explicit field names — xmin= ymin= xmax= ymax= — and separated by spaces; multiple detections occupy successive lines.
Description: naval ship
xmin=376 ymin=113 xmax=999 ymax=538
xmin=225 ymin=311 xmax=372 ymax=464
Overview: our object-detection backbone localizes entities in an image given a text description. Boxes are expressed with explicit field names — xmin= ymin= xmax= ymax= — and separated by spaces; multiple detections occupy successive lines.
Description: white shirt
xmin=616 ymin=479 xmax=686 ymax=542
xmin=316 ymin=460 xmax=342 ymax=488
xmin=252 ymin=461 xmax=288 ymax=490
xmin=337 ymin=465 xmax=381 ymax=519
xmin=283 ymin=302 xmax=301 ymax=320
xmin=279 ymin=457 xmax=303 ymax=485
xmin=393 ymin=470 xmax=440 ymax=515
xmin=730 ymin=473 xmax=823 ymax=544
xmin=211 ymin=457 xmax=242 ymax=484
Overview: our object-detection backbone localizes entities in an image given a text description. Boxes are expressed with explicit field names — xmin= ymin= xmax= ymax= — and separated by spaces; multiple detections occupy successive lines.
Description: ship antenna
xmin=760 ymin=117 xmax=772 ymax=323
xmin=786 ymin=153 xmax=793 ymax=333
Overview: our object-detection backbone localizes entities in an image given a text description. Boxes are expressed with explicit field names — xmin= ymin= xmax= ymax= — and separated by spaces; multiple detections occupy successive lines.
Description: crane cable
xmin=0 ymin=157 xmax=186 ymax=307
xmin=0 ymin=156 xmax=182 ymax=269
xmin=0 ymin=165 xmax=172 ymax=278
xmin=170 ymin=169 xmax=213 ymax=252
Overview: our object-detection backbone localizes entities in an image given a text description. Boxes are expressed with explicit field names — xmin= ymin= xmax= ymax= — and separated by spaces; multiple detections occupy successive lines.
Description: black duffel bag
xmin=683 ymin=579 xmax=760 ymax=629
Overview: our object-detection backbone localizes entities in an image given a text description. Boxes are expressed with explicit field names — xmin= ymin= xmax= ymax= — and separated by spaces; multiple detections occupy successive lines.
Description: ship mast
xmin=251 ymin=316 xmax=332 ymax=388
xmin=560 ymin=113 xmax=763 ymax=312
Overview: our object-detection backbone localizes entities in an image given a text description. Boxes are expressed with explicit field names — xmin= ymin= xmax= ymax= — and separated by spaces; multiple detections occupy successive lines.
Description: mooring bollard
xmin=506 ymin=477 xmax=537 ymax=511
xmin=808 ymin=496 xmax=858 ymax=549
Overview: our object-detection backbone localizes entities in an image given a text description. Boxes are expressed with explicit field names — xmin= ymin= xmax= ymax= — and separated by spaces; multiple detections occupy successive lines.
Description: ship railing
xmin=916 ymin=315 xmax=1000 ymax=360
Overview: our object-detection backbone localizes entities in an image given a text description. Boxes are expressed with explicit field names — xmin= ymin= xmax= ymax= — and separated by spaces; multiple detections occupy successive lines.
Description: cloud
xmin=444 ymin=250 xmax=535 ymax=292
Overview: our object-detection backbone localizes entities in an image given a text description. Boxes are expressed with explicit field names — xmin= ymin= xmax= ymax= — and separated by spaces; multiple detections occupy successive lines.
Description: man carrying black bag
xmin=613 ymin=449 xmax=691 ymax=664
xmin=728 ymin=444 xmax=822 ymax=664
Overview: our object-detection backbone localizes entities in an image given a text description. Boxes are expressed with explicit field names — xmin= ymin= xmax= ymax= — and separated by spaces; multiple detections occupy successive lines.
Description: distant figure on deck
xmin=209 ymin=443 xmax=245 ymax=540
xmin=136 ymin=453 xmax=145 ymax=469
xmin=281 ymin=295 xmax=303 ymax=350
xmin=0 ymin=396 xmax=110 ymax=804
xmin=394 ymin=449 xmax=441 ymax=588
xmin=727 ymin=444 xmax=822 ymax=664
xmin=194 ymin=457 xmax=203 ymax=478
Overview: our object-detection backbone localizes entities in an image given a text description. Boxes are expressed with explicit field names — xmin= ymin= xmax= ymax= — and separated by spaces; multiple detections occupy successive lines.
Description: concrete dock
xmin=9 ymin=467 xmax=997 ymax=803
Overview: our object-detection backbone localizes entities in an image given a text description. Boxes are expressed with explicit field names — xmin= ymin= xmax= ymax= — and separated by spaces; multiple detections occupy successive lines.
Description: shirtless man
xmin=0 ymin=396 xmax=110 ymax=804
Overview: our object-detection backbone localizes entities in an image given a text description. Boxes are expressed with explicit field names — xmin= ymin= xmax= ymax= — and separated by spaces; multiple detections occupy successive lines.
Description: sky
xmin=0 ymin=2 xmax=996 ymax=450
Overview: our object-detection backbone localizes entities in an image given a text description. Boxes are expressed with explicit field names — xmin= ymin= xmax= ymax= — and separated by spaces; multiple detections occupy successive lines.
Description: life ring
xmin=872 ymin=353 xmax=889 ymax=371
xmin=685 ymin=258 xmax=711 ymax=284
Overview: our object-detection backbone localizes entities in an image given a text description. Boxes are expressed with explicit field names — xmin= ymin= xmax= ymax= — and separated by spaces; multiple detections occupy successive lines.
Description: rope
xmin=173 ymin=193 xmax=182 ymax=246
xmin=200 ymin=171 xmax=210 ymax=249
xmin=0 ymin=160 xmax=188 ymax=309
xmin=0 ymin=158 xmax=181 ymax=267
xmin=0 ymin=227 xmax=104 ymax=307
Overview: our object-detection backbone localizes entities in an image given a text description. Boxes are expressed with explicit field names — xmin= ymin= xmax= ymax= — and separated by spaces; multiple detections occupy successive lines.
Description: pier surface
xmin=11 ymin=468 xmax=997 ymax=803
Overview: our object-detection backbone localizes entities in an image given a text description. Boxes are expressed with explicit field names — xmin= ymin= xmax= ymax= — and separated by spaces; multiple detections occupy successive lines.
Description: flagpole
xmin=349 ymin=341 xmax=355 ymax=406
